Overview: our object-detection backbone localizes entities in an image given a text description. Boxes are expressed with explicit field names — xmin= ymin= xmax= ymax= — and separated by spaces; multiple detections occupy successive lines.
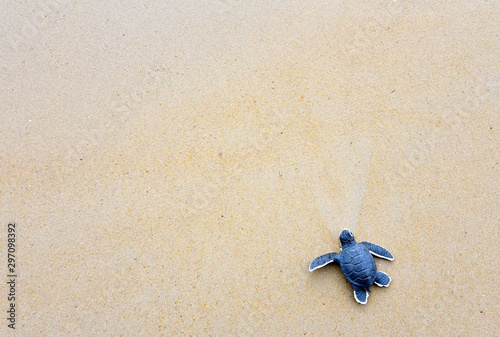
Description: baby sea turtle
xmin=309 ymin=229 xmax=394 ymax=304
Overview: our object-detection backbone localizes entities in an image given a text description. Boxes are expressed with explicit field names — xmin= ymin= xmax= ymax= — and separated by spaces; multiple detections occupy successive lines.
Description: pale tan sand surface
xmin=1 ymin=0 xmax=498 ymax=335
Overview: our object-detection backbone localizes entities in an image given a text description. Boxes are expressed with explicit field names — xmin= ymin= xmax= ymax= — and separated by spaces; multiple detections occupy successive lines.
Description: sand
xmin=1 ymin=0 xmax=498 ymax=335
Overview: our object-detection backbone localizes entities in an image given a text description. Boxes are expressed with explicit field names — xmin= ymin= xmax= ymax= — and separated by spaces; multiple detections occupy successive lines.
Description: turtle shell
xmin=340 ymin=244 xmax=377 ymax=287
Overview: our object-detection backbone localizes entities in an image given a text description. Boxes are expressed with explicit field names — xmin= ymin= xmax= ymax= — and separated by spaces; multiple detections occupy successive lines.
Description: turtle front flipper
xmin=374 ymin=271 xmax=391 ymax=287
xmin=352 ymin=285 xmax=369 ymax=304
xmin=309 ymin=253 xmax=340 ymax=272
xmin=359 ymin=242 xmax=394 ymax=261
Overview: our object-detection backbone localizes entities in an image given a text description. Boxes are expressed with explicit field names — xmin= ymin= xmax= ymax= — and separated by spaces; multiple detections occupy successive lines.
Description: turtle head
xmin=339 ymin=229 xmax=356 ymax=248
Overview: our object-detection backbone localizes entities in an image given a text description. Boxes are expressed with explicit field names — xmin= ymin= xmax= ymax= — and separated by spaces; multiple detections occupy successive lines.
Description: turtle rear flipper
xmin=352 ymin=285 xmax=369 ymax=304
xmin=309 ymin=253 xmax=340 ymax=272
xmin=374 ymin=271 xmax=391 ymax=287
xmin=359 ymin=241 xmax=394 ymax=261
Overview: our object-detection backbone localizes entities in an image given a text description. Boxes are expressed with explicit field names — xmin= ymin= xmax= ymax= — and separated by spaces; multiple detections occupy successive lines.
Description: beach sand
xmin=1 ymin=0 xmax=498 ymax=335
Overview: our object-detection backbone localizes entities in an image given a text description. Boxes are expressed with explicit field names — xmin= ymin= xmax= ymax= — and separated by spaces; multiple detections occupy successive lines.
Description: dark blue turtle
xmin=309 ymin=229 xmax=394 ymax=304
